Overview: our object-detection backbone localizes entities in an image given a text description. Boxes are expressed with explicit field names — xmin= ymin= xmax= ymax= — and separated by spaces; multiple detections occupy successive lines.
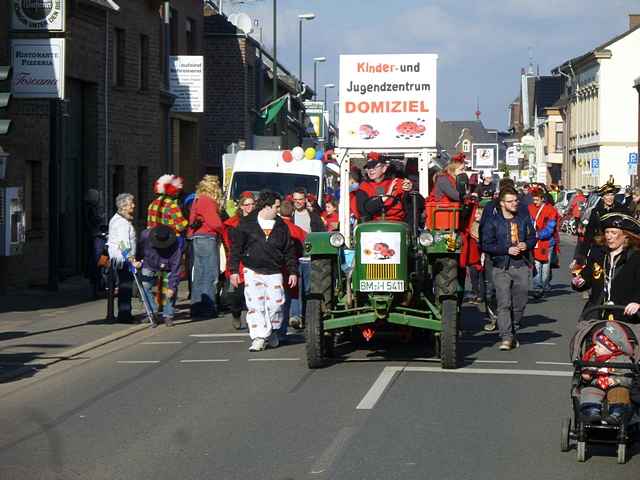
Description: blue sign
xmin=591 ymin=158 xmax=600 ymax=170
xmin=629 ymin=152 xmax=638 ymax=165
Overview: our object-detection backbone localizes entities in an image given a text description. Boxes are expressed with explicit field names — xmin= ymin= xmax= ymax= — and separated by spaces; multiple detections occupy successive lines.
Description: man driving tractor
xmin=357 ymin=152 xmax=413 ymax=221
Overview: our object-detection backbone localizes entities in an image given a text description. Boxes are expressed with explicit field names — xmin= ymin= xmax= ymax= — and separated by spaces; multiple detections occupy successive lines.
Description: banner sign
xmin=339 ymin=54 xmax=437 ymax=149
xmin=506 ymin=146 xmax=519 ymax=166
xmin=304 ymin=101 xmax=325 ymax=140
xmin=11 ymin=38 xmax=65 ymax=99
xmin=169 ymin=56 xmax=204 ymax=113
xmin=472 ymin=143 xmax=498 ymax=170
xmin=11 ymin=0 xmax=65 ymax=31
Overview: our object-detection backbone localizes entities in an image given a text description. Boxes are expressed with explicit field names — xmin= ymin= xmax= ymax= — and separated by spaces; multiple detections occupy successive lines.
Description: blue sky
xmin=226 ymin=0 xmax=639 ymax=130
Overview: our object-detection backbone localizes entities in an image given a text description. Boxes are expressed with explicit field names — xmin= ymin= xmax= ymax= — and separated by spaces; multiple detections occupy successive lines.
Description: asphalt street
xmin=1 ymin=236 xmax=639 ymax=479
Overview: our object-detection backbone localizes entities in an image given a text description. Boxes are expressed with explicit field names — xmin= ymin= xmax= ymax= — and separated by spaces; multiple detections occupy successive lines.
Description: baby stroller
xmin=562 ymin=305 xmax=640 ymax=463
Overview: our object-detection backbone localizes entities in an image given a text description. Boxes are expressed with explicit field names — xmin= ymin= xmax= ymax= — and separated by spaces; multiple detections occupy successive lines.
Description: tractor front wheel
xmin=434 ymin=257 xmax=459 ymax=301
xmin=440 ymin=298 xmax=459 ymax=369
xmin=306 ymin=298 xmax=328 ymax=368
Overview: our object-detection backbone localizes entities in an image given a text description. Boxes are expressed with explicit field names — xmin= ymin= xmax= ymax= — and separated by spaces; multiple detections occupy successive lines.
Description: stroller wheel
xmin=561 ymin=417 xmax=571 ymax=452
xmin=617 ymin=443 xmax=627 ymax=464
xmin=577 ymin=441 xmax=586 ymax=462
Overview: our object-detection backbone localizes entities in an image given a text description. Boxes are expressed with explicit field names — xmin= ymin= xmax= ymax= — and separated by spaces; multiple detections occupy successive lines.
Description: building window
xmin=113 ymin=28 xmax=126 ymax=87
xmin=25 ymin=161 xmax=43 ymax=231
xmin=139 ymin=34 xmax=149 ymax=91
xmin=170 ymin=8 xmax=179 ymax=56
xmin=186 ymin=18 xmax=196 ymax=54
xmin=555 ymin=130 xmax=564 ymax=152
xmin=137 ymin=166 xmax=149 ymax=221
xmin=462 ymin=140 xmax=471 ymax=153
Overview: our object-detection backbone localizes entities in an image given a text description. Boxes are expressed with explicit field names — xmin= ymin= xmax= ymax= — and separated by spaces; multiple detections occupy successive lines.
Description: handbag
xmin=97 ymin=254 xmax=110 ymax=268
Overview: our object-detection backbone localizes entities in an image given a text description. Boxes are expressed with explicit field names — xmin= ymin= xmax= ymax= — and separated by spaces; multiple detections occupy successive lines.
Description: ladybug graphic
xmin=396 ymin=119 xmax=426 ymax=140
xmin=373 ymin=242 xmax=395 ymax=260
xmin=359 ymin=124 xmax=379 ymax=140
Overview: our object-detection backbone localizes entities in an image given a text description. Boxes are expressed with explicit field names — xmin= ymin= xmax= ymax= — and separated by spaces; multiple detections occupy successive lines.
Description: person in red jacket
xmin=221 ymin=192 xmax=255 ymax=329
xmin=528 ymin=187 xmax=559 ymax=299
xmin=321 ymin=198 xmax=340 ymax=231
xmin=278 ymin=200 xmax=307 ymax=340
xmin=569 ymin=189 xmax=586 ymax=221
xmin=357 ymin=152 xmax=412 ymax=221
xmin=187 ymin=175 xmax=225 ymax=319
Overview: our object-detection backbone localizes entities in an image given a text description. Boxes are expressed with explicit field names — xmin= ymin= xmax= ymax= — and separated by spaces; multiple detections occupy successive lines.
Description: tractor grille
xmin=365 ymin=264 xmax=398 ymax=280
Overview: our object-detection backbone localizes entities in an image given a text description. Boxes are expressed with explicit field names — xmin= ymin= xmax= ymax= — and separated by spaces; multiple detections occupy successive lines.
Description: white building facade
xmin=554 ymin=24 xmax=640 ymax=189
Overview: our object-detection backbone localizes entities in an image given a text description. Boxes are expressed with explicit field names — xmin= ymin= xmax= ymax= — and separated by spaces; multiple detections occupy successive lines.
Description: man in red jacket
xmin=357 ymin=152 xmax=412 ymax=221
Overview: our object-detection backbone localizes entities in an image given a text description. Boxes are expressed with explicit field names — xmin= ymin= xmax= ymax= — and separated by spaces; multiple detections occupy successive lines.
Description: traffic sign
xmin=629 ymin=152 xmax=638 ymax=165
xmin=591 ymin=158 xmax=599 ymax=177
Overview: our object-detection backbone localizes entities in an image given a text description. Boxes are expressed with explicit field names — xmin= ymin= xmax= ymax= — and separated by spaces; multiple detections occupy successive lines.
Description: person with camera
xmin=188 ymin=175 xmax=224 ymax=319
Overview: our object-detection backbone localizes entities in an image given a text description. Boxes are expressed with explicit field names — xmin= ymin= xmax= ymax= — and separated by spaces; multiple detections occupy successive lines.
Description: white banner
xmin=11 ymin=0 xmax=65 ymax=31
xmin=170 ymin=56 xmax=204 ymax=113
xmin=339 ymin=54 xmax=437 ymax=149
xmin=11 ymin=38 xmax=65 ymax=99
xmin=506 ymin=146 xmax=519 ymax=166
xmin=472 ymin=143 xmax=498 ymax=170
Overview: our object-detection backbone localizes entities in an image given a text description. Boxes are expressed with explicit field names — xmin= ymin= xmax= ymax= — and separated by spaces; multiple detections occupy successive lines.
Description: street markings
xmin=197 ymin=340 xmax=245 ymax=344
xmin=356 ymin=365 xmax=573 ymax=410
xmin=248 ymin=358 xmax=301 ymax=362
xmin=310 ymin=426 xmax=358 ymax=476
xmin=141 ymin=341 xmax=183 ymax=345
xmin=179 ymin=359 xmax=230 ymax=363
xmin=535 ymin=361 xmax=572 ymax=366
xmin=356 ymin=366 xmax=402 ymax=410
xmin=116 ymin=360 xmax=160 ymax=364
xmin=189 ymin=333 xmax=249 ymax=338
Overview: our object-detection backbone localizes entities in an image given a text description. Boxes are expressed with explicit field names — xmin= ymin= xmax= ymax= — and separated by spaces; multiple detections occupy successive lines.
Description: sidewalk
xmin=0 ymin=276 xmax=188 ymax=383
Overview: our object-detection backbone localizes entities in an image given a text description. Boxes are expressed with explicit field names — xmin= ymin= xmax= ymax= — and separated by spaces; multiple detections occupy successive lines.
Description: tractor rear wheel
xmin=440 ymin=298 xmax=459 ymax=369
xmin=434 ymin=257 xmax=459 ymax=301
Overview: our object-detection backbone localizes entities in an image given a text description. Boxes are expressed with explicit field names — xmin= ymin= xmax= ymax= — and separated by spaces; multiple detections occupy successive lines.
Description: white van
xmin=223 ymin=150 xmax=338 ymax=204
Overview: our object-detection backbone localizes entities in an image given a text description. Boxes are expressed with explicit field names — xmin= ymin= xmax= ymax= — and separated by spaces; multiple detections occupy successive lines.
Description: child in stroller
xmin=578 ymin=321 xmax=634 ymax=425
xmin=564 ymin=306 xmax=640 ymax=463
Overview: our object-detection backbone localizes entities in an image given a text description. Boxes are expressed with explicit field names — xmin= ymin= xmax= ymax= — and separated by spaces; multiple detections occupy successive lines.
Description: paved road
xmin=1 ymin=237 xmax=638 ymax=479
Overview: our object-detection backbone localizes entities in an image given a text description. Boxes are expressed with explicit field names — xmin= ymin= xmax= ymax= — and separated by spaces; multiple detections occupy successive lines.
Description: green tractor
xmin=303 ymin=150 xmax=464 ymax=369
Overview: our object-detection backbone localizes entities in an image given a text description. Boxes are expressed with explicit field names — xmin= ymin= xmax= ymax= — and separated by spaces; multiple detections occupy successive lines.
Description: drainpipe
xmin=164 ymin=1 xmax=172 ymax=171
xmin=104 ymin=11 xmax=110 ymax=218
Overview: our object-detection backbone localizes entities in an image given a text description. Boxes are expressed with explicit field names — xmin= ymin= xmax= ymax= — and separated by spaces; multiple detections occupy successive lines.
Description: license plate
xmin=359 ymin=280 xmax=405 ymax=292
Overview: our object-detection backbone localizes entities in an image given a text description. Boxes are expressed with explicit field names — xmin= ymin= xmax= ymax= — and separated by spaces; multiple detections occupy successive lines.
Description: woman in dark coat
xmin=571 ymin=212 xmax=640 ymax=320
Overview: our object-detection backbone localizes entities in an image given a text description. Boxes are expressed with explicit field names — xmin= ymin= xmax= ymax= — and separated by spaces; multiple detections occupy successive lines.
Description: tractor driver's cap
xmin=365 ymin=151 xmax=386 ymax=169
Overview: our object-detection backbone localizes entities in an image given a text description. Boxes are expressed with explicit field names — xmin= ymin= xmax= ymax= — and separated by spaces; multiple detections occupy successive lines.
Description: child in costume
xmin=579 ymin=321 xmax=634 ymax=425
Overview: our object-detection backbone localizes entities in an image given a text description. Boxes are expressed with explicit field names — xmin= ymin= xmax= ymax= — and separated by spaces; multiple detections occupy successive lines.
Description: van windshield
xmin=230 ymin=172 xmax=320 ymax=200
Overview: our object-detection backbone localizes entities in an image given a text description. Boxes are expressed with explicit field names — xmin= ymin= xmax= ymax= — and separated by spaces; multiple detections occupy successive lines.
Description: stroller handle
xmin=579 ymin=304 xmax=628 ymax=322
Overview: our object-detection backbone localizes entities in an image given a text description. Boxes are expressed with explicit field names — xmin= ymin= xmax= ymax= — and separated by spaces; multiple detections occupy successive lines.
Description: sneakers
xmin=499 ymin=338 xmax=519 ymax=351
xmin=483 ymin=320 xmax=497 ymax=332
xmin=249 ymin=338 xmax=266 ymax=352
xmin=267 ymin=333 xmax=280 ymax=349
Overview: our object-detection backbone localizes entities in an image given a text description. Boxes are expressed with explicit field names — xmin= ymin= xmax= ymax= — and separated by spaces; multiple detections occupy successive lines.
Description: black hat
xmin=600 ymin=213 xmax=640 ymax=235
xmin=149 ymin=225 xmax=177 ymax=249
xmin=597 ymin=180 xmax=620 ymax=196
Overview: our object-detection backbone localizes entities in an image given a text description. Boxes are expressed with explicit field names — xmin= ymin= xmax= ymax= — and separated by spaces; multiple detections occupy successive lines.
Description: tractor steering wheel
xmin=363 ymin=194 xmax=400 ymax=217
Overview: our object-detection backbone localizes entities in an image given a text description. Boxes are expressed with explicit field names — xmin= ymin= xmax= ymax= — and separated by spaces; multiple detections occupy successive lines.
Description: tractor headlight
xmin=329 ymin=232 xmax=345 ymax=248
xmin=418 ymin=232 xmax=434 ymax=247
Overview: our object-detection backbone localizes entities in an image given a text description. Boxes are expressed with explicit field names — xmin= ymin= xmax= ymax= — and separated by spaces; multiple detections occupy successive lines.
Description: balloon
xmin=315 ymin=149 xmax=324 ymax=160
xmin=305 ymin=147 xmax=316 ymax=160
xmin=292 ymin=146 xmax=304 ymax=161
xmin=282 ymin=150 xmax=293 ymax=162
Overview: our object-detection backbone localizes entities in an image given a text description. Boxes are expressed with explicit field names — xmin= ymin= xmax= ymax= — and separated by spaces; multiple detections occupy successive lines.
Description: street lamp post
xmin=298 ymin=13 xmax=315 ymax=90
xmin=272 ymin=0 xmax=277 ymax=100
xmin=323 ymin=83 xmax=335 ymax=112
xmin=333 ymin=100 xmax=339 ymax=126
xmin=313 ymin=57 xmax=326 ymax=100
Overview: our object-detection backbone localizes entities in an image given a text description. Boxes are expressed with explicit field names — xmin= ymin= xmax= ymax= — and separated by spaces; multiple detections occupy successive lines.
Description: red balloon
xmin=282 ymin=150 xmax=293 ymax=162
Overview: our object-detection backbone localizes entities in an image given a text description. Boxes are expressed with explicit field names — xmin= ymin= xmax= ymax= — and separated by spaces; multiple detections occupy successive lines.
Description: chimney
xmin=630 ymin=14 xmax=640 ymax=30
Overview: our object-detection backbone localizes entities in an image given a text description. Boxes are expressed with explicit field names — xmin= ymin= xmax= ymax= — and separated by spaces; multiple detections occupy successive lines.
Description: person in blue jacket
xmin=481 ymin=186 xmax=537 ymax=351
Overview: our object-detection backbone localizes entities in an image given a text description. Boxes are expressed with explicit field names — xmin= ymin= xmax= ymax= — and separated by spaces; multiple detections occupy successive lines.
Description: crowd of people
xmin=96 ymin=149 xmax=640 ymax=359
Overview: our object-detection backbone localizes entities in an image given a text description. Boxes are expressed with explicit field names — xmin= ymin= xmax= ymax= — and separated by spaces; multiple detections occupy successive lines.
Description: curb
xmin=0 ymin=323 xmax=150 ymax=383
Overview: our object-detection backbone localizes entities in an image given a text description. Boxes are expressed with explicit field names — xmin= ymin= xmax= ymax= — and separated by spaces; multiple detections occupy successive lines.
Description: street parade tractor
xmin=304 ymin=149 xmax=463 ymax=369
